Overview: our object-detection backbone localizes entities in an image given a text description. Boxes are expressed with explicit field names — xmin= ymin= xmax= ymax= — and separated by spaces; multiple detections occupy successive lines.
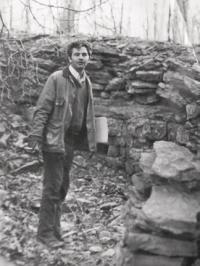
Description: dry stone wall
xmin=2 ymin=36 xmax=200 ymax=264
xmin=3 ymin=37 xmax=200 ymax=159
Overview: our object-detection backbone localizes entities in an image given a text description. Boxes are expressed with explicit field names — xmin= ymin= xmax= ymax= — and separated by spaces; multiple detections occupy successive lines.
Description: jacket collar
xmin=63 ymin=66 xmax=90 ymax=86
xmin=62 ymin=66 xmax=71 ymax=79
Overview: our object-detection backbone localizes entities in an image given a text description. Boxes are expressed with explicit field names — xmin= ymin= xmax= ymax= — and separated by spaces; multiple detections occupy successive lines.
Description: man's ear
xmin=68 ymin=56 xmax=72 ymax=63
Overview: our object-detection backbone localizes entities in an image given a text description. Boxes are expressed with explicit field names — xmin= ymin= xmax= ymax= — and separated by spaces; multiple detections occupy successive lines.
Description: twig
xmin=30 ymin=0 xmax=109 ymax=13
xmin=0 ymin=11 xmax=9 ymax=37
xmin=73 ymin=160 xmax=88 ymax=169
xmin=10 ymin=160 xmax=42 ymax=175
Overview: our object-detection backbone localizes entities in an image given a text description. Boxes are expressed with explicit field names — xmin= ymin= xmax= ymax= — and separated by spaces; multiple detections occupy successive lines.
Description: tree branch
xmin=18 ymin=0 xmax=46 ymax=29
xmin=0 ymin=11 xmax=10 ymax=36
xmin=29 ymin=0 xmax=109 ymax=13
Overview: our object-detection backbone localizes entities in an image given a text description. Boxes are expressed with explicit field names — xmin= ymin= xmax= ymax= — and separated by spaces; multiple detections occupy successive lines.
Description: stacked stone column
xmin=118 ymin=140 xmax=200 ymax=266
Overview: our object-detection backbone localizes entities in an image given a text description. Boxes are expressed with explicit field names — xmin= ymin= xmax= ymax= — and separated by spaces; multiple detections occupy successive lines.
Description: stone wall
xmin=88 ymin=38 xmax=200 ymax=170
xmin=2 ymin=36 xmax=200 ymax=264
xmin=4 ymin=37 xmax=200 ymax=159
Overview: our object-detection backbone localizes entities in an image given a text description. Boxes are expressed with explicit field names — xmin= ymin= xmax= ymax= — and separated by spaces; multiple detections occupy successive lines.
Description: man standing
xmin=28 ymin=40 xmax=96 ymax=248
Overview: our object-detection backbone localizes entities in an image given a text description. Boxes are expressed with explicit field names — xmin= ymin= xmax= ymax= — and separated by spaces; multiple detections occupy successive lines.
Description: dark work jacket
xmin=30 ymin=67 xmax=96 ymax=153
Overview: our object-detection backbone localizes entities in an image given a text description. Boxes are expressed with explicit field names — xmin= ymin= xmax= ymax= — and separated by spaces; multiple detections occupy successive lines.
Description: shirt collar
xmin=69 ymin=65 xmax=86 ymax=84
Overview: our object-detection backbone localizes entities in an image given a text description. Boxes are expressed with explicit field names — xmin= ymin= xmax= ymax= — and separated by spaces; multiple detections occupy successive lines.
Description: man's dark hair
xmin=67 ymin=40 xmax=92 ymax=58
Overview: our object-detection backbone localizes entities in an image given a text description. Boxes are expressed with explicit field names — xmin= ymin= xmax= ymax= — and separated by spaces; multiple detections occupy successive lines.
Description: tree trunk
xmin=59 ymin=0 xmax=77 ymax=34
xmin=167 ymin=3 xmax=171 ymax=42
xmin=25 ymin=0 xmax=30 ymax=33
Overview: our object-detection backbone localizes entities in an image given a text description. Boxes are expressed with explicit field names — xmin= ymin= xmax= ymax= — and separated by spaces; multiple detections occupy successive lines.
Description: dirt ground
xmin=0 ymin=105 xmax=128 ymax=266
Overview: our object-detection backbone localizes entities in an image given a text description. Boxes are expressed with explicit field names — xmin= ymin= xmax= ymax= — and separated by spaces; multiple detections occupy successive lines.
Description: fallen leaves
xmin=0 ymin=104 xmax=127 ymax=265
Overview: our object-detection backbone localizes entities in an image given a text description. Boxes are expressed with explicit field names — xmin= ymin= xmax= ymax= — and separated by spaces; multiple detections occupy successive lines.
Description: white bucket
xmin=95 ymin=117 xmax=108 ymax=143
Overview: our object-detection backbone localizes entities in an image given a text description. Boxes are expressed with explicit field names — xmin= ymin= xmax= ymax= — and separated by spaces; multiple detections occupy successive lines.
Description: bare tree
xmin=172 ymin=4 xmax=179 ymax=43
xmin=25 ymin=0 xmax=31 ymax=33
xmin=176 ymin=0 xmax=189 ymax=43
xmin=153 ymin=1 xmax=158 ymax=40
xmin=119 ymin=1 xmax=124 ymax=35
xmin=176 ymin=0 xmax=189 ymax=24
xmin=0 ymin=11 xmax=9 ymax=36
xmin=110 ymin=2 xmax=117 ymax=34
xmin=167 ymin=3 xmax=172 ymax=42
xmin=59 ymin=0 xmax=76 ymax=34
xmin=9 ymin=0 xmax=13 ymax=32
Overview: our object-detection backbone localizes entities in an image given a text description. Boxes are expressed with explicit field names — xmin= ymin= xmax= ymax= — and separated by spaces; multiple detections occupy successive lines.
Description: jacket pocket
xmin=52 ymin=98 xmax=65 ymax=121
xmin=45 ymin=123 xmax=62 ymax=147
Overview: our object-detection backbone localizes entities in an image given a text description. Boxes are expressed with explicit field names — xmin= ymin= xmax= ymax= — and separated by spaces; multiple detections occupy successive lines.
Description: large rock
xmin=86 ymin=59 xmax=103 ymax=70
xmin=166 ymin=58 xmax=200 ymax=81
xmin=105 ymin=77 xmax=125 ymax=92
xmin=89 ymin=70 xmax=113 ymax=85
xmin=135 ymin=70 xmax=163 ymax=83
xmin=93 ymin=44 xmax=120 ymax=58
xmin=0 ymin=257 xmax=15 ymax=266
xmin=127 ymin=81 xmax=157 ymax=95
xmin=128 ymin=204 xmax=193 ymax=239
xmin=125 ymin=232 xmax=197 ymax=257
xmin=163 ymin=71 xmax=200 ymax=99
xmin=117 ymin=248 xmax=185 ymax=266
xmin=134 ymin=94 xmax=160 ymax=105
xmin=142 ymin=185 xmax=200 ymax=236
xmin=157 ymin=82 xmax=188 ymax=108
xmin=152 ymin=141 xmax=194 ymax=177
xmin=140 ymin=141 xmax=200 ymax=181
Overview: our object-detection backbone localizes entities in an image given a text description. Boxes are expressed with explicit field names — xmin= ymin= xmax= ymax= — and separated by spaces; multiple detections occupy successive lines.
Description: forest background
xmin=0 ymin=0 xmax=200 ymax=46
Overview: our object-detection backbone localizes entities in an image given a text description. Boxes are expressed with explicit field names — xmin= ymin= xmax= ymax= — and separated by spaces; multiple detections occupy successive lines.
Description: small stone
xmin=89 ymin=245 xmax=103 ymax=253
xmin=100 ymin=237 xmax=111 ymax=244
xmin=0 ymin=123 xmax=6 ymax=135
xmin=101 ymin=248 xmax=115 ymax=257
xmin=0 ymin=190 xmax=8 ymax=206
xmin=99 ymin=230 xmax=111 ymax=239
xmin=143 ymin=185 xmax=200 ymax=236
xmin=186 ymin=102 xmax=200 ymax=120
xmin=107 ymin=145 xmax=120 ymax=157
xmin=100 ymin=92 xmax=110 ymax=99
xmin=99 ymin=231 xmax=111 ymax=244
xmin=0 ymin=133 xmax=10 ymax=148
xmin=100 ymin=202 xmax=118 ymax=211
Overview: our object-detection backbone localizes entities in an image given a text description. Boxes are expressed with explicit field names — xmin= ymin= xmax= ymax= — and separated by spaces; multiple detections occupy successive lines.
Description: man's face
xmin=69 ymin=46 xmax=90 ymax=72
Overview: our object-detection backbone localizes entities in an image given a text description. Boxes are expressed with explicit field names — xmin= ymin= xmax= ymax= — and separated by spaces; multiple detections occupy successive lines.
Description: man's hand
xmin=24 ymin=136 xmax=43 ymax=162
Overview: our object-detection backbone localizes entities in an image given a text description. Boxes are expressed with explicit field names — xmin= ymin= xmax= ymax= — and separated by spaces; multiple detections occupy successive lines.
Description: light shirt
xmin=69 ymin=65 xmax=86 ymax=84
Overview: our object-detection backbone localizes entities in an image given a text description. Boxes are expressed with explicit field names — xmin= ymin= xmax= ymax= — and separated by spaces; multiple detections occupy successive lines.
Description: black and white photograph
xmin=0 ymin=0 xmax=200 ymax=265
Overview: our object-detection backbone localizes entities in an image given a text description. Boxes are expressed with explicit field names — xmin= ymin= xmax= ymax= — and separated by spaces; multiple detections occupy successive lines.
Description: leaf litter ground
xmin=0 ymin=143 xmax=128 ymax=266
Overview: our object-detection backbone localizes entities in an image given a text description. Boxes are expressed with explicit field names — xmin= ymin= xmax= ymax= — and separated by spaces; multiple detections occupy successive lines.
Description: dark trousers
xmin=37 ymin=143 xmax=74 ymax=239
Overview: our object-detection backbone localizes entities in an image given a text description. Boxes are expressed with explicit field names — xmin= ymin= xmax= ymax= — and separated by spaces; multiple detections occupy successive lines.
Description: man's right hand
xmin=29 ymin=136 xmax=43 ymax=162
xmin=24 ymin=136 xmax=43 ymax=162
xmin=25 ymin=135 xmax=41 ymax=150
